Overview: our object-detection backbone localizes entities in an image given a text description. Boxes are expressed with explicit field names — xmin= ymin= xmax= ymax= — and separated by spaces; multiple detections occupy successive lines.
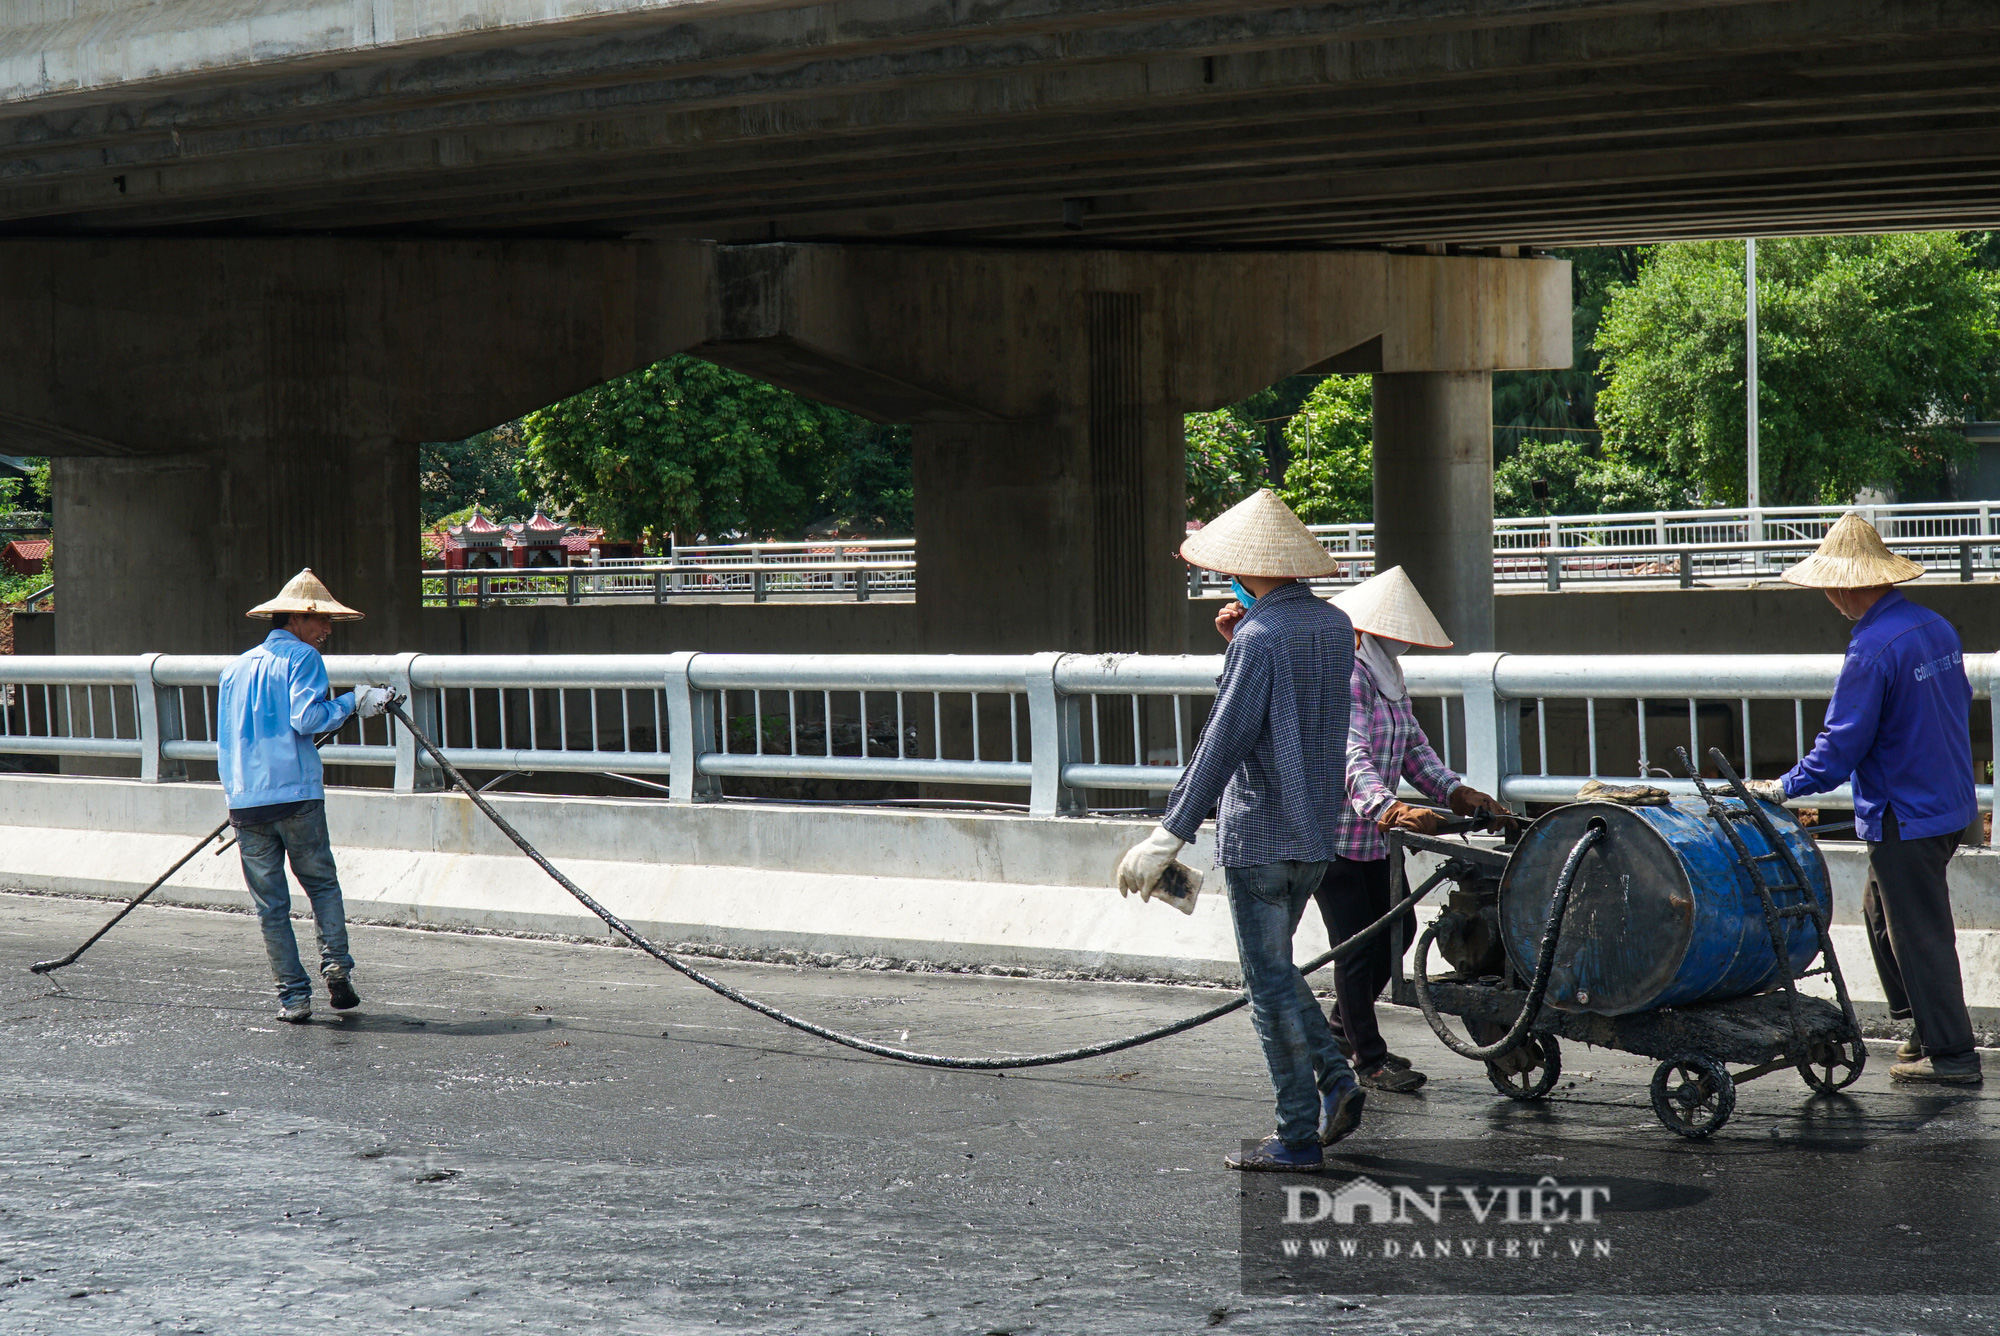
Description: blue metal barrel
xmin=1496 ymin=799 xmax=1830 ymax=1015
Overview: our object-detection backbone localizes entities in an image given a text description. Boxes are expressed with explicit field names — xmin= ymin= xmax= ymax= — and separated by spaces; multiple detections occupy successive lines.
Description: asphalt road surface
xmin=1 ymin=890 xmax=1996 ymax=1335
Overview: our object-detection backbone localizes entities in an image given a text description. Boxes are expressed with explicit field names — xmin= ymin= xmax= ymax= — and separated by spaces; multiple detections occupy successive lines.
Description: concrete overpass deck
xmin=10 ymin=2 xmax=1998 ymax=677
xmin=7 ymin=1 xmax=2000 ymax=247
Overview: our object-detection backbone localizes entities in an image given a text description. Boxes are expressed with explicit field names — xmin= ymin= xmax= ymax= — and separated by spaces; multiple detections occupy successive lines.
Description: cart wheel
xmin=1798 ymin=1038 xmax=1867 ymax=1094
xmin=1487 ymin=1036 xmax=1562 ymax=1101
xmin=1650 ymin=1054 xmax=1736 ymax=1139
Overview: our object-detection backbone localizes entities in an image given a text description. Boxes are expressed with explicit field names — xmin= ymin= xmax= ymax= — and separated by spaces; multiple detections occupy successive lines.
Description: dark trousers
xmin=1313 ymin=857 xmax=1417 ymax=1071
xmin=1865 ymin=808 xmax=1975 ymax=1060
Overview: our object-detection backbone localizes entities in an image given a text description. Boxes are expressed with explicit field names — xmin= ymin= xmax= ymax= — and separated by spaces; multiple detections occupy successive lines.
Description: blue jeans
xmin=234 ymin=801 xmax=354 ymax=1006
xmin=1228 ymin=860 xmax=1353 ymax=1148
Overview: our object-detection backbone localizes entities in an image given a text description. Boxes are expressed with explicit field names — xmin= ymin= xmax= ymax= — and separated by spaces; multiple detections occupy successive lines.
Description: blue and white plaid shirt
xmin=1162 ymin=582 xmax=1354 ymax=867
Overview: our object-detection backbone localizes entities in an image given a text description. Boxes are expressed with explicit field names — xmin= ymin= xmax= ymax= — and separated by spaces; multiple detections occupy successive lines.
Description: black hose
xmin=1411 ymin=821 xmax=1603 ymax=1062
xmin=386 ymin=699 xmax=1451 ymax=1070
xmin=29 ymin=731 xmax=341 ymax=976
xmin=29 ymin=819 xmax=230 ymax=974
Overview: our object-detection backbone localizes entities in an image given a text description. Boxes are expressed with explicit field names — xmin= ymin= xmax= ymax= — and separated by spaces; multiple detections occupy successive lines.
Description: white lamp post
xmin=1746 ymin=238 xmax=1760 ymax=540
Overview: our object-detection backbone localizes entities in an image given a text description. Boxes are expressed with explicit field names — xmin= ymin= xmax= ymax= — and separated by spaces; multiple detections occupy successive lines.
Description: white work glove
xmin=1116 ymin=824 xmax=1185 ymax=899
xmin=350 ymin=685 xmax=391 ymax=719
xmin=1743 ymin=779 xmax=1789 ymax=806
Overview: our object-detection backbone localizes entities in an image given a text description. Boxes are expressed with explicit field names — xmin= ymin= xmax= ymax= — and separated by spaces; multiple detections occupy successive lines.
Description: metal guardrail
xmin=419 ymin=501 xmax=2000 ymax=604
xmin=1 ymin=651 xmax=1993 ymax=837
xmin=1484 ymin=498 xmax=2000 ymax=550
xmin=423 ymin=559 xmax=913 ymax=606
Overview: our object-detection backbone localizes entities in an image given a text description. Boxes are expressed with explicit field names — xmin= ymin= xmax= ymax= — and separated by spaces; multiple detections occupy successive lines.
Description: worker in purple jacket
xmin=1747 ymin=515 xmax=1980 ymax=1085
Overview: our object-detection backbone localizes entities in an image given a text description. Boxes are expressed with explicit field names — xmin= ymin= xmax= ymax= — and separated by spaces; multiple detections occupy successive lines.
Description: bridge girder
xmin=4 ymin=0 xmax=2000 ymax=245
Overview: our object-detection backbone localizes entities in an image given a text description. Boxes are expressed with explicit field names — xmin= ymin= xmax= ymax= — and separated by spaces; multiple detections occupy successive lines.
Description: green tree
xmin=1184 ymin=409 xmax=1268 ymax=521
xmin=516 ymin=356 xmax=878 ymax=542
xmin=1277 ymin=374 xmax=1373 ymax=522
xmin=1493 ymin=246 xmax=1646 ymax=461
xmin=1492 ymin=438 xmax=1692 ymax=518
xmin=1596 ymin=235 xmax=2000 ymax=505
xmin=820 ymin=421 xmax=915 ymax=534
xmin=418 ymin=425 xmax=528 ymax=527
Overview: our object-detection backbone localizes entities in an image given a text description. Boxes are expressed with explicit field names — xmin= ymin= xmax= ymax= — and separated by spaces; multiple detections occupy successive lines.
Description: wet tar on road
xmin=1 ymin=891 xmax=1996 ymax=1334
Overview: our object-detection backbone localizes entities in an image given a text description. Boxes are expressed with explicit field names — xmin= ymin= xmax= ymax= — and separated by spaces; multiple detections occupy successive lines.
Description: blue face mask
xmin=1230 ymin=578 xmax=1256 ymax=609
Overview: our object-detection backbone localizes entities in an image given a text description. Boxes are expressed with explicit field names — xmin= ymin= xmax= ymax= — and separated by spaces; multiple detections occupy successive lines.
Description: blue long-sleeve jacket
xmin=1780 ymin=590 xmax=1975 ymax=842
xmin=1162 ymin=581 xmax=1353 ymax=866
xmin=216 ymin=629 xmax=358 ymax=809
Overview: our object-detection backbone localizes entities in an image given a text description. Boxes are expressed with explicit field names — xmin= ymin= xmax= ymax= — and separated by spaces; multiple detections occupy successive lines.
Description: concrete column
xmin=3 ymin=238 xmax=705 ymax=658
xmin=1370 ymin=371 xmax=1495 ymax=651
xmin=912 ymin=389 xmax=1185 ymax=655
xmin=53 ymin=437 xmax=417 ymax=656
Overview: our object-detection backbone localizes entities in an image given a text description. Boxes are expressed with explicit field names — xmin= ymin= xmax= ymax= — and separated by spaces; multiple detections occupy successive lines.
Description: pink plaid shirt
xmin=1334 ymin=658 xmax=1463 ymax=862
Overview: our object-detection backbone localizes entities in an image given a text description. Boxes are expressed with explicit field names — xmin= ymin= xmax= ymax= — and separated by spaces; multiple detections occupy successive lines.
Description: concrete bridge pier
xmin=5 ymin=240 xmax=1567 ymax=666
xmin=1371 ymin=371 xmax=1499 ymax=651
xmin=50 ymin=442 xmax=416 ymax=656
xmin=693 ymin=245 xmax=1571 ymax=656
xmin=0 ymin=239 xmax=703 ymax=655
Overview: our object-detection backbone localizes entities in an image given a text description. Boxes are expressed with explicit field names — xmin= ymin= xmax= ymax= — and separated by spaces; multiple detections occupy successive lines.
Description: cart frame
xmin=1385 ymin=747 xmax=1868 ymax=1139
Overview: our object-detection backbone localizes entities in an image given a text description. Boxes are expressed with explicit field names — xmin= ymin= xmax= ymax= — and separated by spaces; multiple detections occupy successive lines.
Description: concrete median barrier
xmin=2 ymin=775 xmax=1998 ymax=1028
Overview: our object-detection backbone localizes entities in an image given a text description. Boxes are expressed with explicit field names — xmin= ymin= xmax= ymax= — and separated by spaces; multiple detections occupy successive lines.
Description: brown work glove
xmin=1448 ymin=786 xmax=1511 ymax=819
xmin=1377 ymin=801 xmax=1443 ymax=835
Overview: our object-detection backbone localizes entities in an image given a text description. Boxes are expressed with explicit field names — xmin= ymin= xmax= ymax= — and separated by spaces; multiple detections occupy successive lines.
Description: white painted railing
xmin=417 ymin=501 xmax=2000 ymax=604
xmin=2 ymin=652 xmax=1992 ymax=837
xmin=422 ymin=556 xmax=913 ymax=606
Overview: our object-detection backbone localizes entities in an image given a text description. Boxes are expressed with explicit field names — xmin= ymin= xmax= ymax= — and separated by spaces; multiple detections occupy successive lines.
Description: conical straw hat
xmin=1331 ymin=565 xmax=1453 ymax=648
xmin=246 ymin=568 xmax=365 ymax=621
xmin=1179 ymin=489 xmax=1338 ymax=578
xmin=1779 ymin=513 xmax=1924 ymax=589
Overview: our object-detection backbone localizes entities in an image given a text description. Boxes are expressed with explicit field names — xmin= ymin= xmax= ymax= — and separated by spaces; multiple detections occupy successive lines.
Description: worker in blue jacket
xmin=1748 ymin=515 xmax=1980 ymax=1084
xmin=218 ymin=569 xmax=392 ymax=1024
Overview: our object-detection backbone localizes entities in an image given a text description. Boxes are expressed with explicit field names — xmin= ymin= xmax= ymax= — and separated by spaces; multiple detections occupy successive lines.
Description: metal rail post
xmin=135 ymin=653 xmax=185 ymax=783
xmin=389 ymin=653 xmax=442 ymax=793
xmin=1026 ymin=652 xmax=1084 ymax=816
xmin=1987 ymin=654 xmax=2000 ymax=849
xmin=1457 ymin=652 xmax=1514 ymax=801
xmin=665 ymin=652 xmax=722 ymax=803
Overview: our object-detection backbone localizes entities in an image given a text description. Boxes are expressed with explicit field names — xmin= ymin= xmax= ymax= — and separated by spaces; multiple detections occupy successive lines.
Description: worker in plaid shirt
xmin=1116 ymin=491 xmax=1365 ymax=1175
xmin=1316 ymin=567 xmax=1508 ymax=1093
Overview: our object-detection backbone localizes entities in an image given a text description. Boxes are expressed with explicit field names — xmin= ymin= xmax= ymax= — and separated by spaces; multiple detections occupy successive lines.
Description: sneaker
xmin=1334 ymin=1036 xmax=1412 ymax=1071
xmin=1895 ymin=1037 xmax=1923 ymax=1062
xmin=1357 ymin=1061 xmax=1428 ymax=1094
xmin=1226 ymin=1134 xmax=1323 ymax=1173
xmin=277 ymin=1000 xmax=312 ymax=1024
xmin=1319 ymin=1076 xmax=1366 ymax=1146
xmin=1891 ymin=1054 xmax=1983 ymax=1085
xmin=325 ymin=970 xmax=361 ymax=1012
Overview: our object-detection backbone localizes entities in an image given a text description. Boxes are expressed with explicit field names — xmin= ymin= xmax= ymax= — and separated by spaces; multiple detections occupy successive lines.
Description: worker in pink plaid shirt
xmin=1213 ymin=566 xmax=1509 ymax=1097
xmin=1323 ymin=568 xmax=1506 ymax=1093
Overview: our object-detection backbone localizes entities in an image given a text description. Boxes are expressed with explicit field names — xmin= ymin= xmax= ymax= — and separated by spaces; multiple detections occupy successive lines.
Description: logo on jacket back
xmin=1915 ymin=652 xmax=1963 ymax=682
